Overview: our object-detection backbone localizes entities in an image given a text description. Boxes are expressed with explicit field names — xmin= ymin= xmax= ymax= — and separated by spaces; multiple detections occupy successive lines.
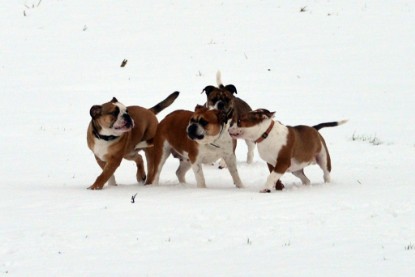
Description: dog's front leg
xmin=246 ymin=139 xmax=255 ymax=164
xmin=191 ymin=162 xmax=206 ymax=188
xmin=93 ymin=156 xmax=117 ymax=186
xmin=261 ymin=161 xmax=290 ymax=193
xmin=88 ymin=158 xmax=122 ymax=190
xmin=223 ymin=154 xmax=244 ymax=188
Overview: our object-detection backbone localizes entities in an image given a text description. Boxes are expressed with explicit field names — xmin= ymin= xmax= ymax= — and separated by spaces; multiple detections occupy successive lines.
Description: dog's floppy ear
xmin=224 ymin=84 xmax=237 ymax=94
xmin=90 ymin=105 xmax=102 ymax=119
xmin=202 ymin=85 xmax=215 ymax=96
xmin=262 ymin=109 xmax=275 ymax=119
xmin=194 ymin=104 xmax=205 ymax=112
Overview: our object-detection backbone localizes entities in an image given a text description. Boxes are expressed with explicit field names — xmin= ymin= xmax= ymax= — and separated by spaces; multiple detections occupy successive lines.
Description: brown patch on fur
xmin=146 ymin=107 xmax=225 ymax=184
xmin=289 ymin=126 xmax=323 ymax=164
xmin=267 ymin=163 xmax=285 ymax=190
xmin=233 ymin=109 xmax=275 ymax=128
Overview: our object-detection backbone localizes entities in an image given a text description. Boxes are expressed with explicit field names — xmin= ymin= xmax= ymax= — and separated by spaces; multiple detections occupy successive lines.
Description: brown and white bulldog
xmin=202 ymin=71 xmax=255 ymax=166
xmin=87 ymin=91 xmax=179 ymax=190
xmin=145 ymin=105 xmax=244 ymax=189
xmin=228 ymin=109 xmax=347 ymax=193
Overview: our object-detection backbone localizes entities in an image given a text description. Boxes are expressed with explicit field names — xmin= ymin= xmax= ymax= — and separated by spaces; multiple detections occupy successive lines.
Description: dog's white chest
xmin=198 ymin=134 xmax=233 ymax=164
xmin=257 ymin=125 xmax=288 ymax=166
xmin=93 ymin=139 xmax=110 ymax=161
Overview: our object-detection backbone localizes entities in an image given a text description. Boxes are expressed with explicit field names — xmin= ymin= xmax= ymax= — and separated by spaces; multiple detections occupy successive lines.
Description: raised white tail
xmin=216 ymin=70 xmax=223 ymax=86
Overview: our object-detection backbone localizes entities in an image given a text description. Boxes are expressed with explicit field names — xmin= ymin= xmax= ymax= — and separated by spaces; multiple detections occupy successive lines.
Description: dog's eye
xmin=237 ymin=119 xmax=241 ymax=126
xmin=199 ymin=118 xmax=208 ymax=127
xmin=110 ymin=107 xmax=120 ymax=117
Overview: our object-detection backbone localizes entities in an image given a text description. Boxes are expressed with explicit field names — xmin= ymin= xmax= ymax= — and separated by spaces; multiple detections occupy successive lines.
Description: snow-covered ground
xmin=1 ymin=0 xmax=414 ymax=276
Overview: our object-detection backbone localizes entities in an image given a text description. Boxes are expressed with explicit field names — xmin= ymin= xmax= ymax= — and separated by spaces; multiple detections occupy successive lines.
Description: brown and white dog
xmin=145 ymin=105 xmax=244 ymax=189
xmin=202 ymin=71 xmax=255 ymax=166
xmin=87 ymin=91 xmax=179 ymax=190
xmin=228 ymin=109 xmax=347 ymax=192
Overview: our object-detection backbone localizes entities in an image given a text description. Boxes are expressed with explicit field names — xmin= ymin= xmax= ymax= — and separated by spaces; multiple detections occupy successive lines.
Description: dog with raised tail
xmin=202 ymin=71 xmax=255 ymax=167
xmin=228 ymin=109 xmax=347 ymax=193
xmin=87 ymin=91 xmax=179 ymax=190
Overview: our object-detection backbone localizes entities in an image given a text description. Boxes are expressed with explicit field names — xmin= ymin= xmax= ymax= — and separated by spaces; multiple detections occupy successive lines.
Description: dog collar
xmin=255 ymin=120 xmax=274 ymax=143
xmin=209 ymin=123 xmax=227 ymax=148
xmin=93 ymin=130 xmax=120 ymax=141
xmin=92 ymin=123 xmax=120 ymax=141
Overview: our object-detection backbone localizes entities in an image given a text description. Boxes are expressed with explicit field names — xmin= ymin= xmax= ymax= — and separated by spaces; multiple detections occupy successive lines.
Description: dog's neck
xmin=209 ymin=122 xmax=229 ymax=148
xmin=255 ymin=120 xmax=275 ymax=144
xmin=91 ymin=121 xmax=120 ymax=141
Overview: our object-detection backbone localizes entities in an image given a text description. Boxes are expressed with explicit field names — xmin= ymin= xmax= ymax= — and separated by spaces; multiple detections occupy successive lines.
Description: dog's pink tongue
xmin=115 ymin=122 xmax=130 ymax=131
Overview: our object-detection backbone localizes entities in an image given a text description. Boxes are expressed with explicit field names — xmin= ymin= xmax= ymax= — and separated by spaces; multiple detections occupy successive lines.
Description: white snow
xmin=1 ymin=0 xmax=415 ymax=276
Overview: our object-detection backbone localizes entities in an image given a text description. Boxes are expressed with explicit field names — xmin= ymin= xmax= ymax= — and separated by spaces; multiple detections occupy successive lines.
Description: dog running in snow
xmin=228 ymin=109 xmax=347 ymax=192
xmin=145 ymin=105 xmax=244 ymax=189
xmin=87 ymin=91 xmax=179 ymax=190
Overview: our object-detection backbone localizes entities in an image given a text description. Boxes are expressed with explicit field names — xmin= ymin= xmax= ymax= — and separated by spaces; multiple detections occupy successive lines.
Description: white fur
xmin=93 ymin=138 xmax=111 ymax=162
xmin=99 ymin=102 xmax=133 ymax=137
xmin=229 ymin=118 xmax=336 ymax=192
xmin=216 ymin=70 xmax=222 ymax=86
xmin=92 ymin=138 xmax=118 ymax=186
xmin=229 ymin=119 xmax=289 ymax=192
xmin=134 ymin=141 xmax=152 ymax=149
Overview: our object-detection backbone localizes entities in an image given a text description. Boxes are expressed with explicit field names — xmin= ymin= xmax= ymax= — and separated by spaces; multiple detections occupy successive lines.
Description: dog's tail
xmin=216 ymin=70 xmax=223 ymax=87
xmin=149 ymin=91 xmax=180 ymax=115
xmin=313 ymin=120 xmax=348 ymax=131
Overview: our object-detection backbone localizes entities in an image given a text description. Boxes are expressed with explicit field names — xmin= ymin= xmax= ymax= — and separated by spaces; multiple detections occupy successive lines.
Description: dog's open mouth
xmin=114 ymin=121 xmax=133 ymax=132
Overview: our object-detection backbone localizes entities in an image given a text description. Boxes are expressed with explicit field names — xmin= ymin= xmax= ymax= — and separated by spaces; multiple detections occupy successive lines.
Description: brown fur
xmin=229 ymin=109 xmax=345 ymax=192
xmin=87 ymin=92 xmax=179 ymax=190
xmin=203 ymin=75 xmax=255 ymax=164
xmin=145 ymin=106 xmax=242 ymax=188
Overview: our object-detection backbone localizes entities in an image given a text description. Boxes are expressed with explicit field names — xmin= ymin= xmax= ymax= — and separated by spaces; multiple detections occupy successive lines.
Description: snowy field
xmin=1 ymin=0 xmax=415 ymax=276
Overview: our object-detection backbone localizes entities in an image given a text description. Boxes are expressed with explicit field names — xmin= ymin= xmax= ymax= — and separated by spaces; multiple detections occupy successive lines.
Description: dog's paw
xmin=87 ymin=184 xmax=103 ymax=190
xmin=260 ymin=188 xmax=271 ymax=193
xmin=235 ymin=183 xmax=245 ymax=189
xmin=275 ymin=180 xmax=285 ymax=190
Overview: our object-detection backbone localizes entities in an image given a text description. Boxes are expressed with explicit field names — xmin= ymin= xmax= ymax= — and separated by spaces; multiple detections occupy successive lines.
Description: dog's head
xmin=89 ymin=97 xmax=134 ymax=136
xmin=186 ymin=105 xmax=231 ymax=144
xmin=229 ymin=109 xmax=275 ymax=140
xmin=202 ymin=84 xmax=237 ymax=114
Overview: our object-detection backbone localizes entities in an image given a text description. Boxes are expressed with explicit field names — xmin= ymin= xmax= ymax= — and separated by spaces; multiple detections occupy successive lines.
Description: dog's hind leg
xmin=292 ymin=169 xmax=311 ymax=185
xmin=316 ymin=140 xmax=331 ymax=183
xmin=246 ymin=139 xmax=255 ymax=164
xmin=134 ymin=154 xmax=146 ymax=183
xmin=125 ymin=152 xmax=146 ymax=183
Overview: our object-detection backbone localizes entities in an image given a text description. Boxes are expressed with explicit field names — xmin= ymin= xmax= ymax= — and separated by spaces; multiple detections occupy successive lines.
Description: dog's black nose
xmin=123 ymin=114 xmax=133 ymax=128
xmin=187 ymin=124 xmax=204 ymax=140
xmin=217 ymin=101 xmax=225 ymax=110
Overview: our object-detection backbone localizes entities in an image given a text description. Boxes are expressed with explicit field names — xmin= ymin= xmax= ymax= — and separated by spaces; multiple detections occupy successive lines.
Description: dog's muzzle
xmin=187 ymin=123 xmax=205 ymax=140
xmin=114 ymin=113 xmax=134 ymax=131
xmin=216 ymin=101 xmax=225 ymax=111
